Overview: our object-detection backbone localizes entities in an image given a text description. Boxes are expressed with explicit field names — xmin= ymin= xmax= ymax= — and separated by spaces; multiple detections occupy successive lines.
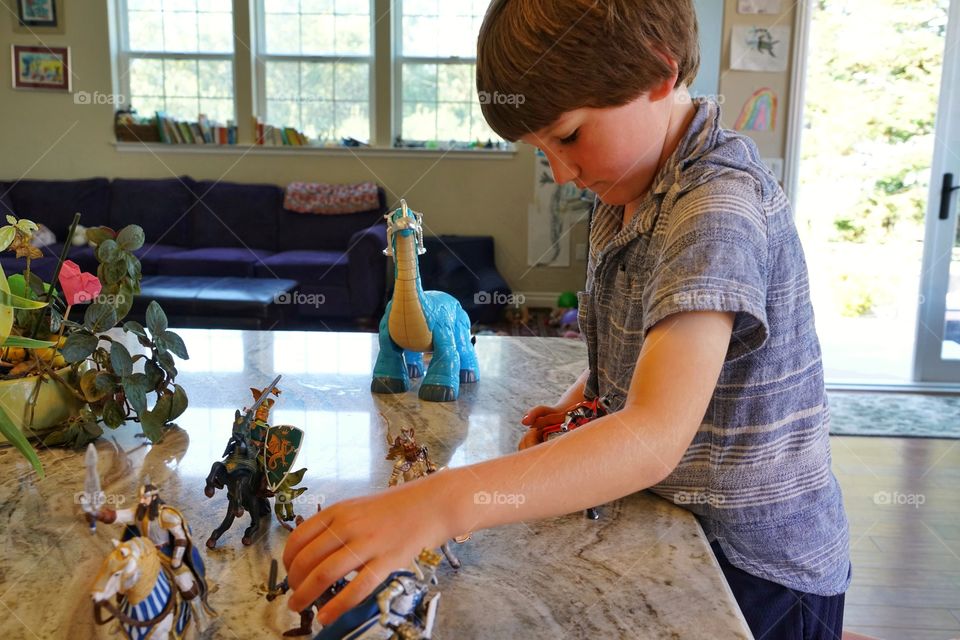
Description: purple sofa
xmin=0 ymin=177 xmax=388 ymax=321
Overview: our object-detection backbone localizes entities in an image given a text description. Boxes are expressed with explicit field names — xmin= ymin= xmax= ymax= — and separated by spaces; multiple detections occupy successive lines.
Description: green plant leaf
xmin=124 ymin=253 xmax=141 ymax=280
xmin=144 ymin=358 xmax=163 ymax=388
xmin=0 ymin=266 xmax=12 ymax=347
xmin=123 ymin=373 xmax=149 ymax=415
xmin=114 ymin=281 xmax=136 ymax=323
xmin=0 ymin=226 xmax=15 ymax=252
xmin=15 ymin=219 xmax=37 ymax=234
xmin=157 ymin=330 xmax=189 ymax=360
xmin=1 ymin=336 xmax=55 ymax=349
xmin=94 ymin=371 xmax=115 ymax=394
xmin=123 ymin=320 xmax=148 ymax=338
xmin=0 ymin=288 xmax=48 ymax=310
xmin=103 ymin=260 xmax=126 ymax=285
xmin=110 ymin=342 xmax=133 ymax=378
xmin=86 ymin=226 xmax=116 ymax=246
xmin=61 ymin=331 xmax=99 ymax=363
xmin=146 ymin=301 xmax=168 ymax=336
xmin=96 ymin=239 xmax=120 ymax=263
xmin=0 ymin=406 xmax=43 ymax=478
xmin=80 ymin=369 xmax=109 ymax=402
xmin=170 ymin=384 xmax=188 ymax=420
xmin=83 ymin=302 xmax=117 ymax=333
xmin=102 ymin=399 xmax=125 ymax=429
xmin=157 ymin=350 xmax=178 ymax=379
xmin=4 ymin=215 xmax=15 ymax=226
xmin=116 ymin=225 xmax=145 ymax=252
xmin=140 ymin=394 xmax=172 ymax=442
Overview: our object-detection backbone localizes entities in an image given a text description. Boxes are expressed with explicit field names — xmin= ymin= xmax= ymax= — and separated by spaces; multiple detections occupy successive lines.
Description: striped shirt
xmin=578 ymin=98 xmax=851 ymax=595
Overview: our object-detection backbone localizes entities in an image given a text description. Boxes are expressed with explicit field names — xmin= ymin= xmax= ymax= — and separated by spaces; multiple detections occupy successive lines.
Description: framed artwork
xmin=16 ymin=0 xmax=57 ymax=27
xmin=11 ymin=45 xmax=71 ymax=91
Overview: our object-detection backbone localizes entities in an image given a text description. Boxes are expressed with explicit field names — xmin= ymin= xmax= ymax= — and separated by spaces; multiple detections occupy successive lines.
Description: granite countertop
xmin=0 ymin=330 xmax=752 ymax=639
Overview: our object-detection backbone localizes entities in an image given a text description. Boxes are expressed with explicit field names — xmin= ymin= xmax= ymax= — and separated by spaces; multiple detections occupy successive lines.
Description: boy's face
xmin=520 ymin=91 xmax=675 ymax=207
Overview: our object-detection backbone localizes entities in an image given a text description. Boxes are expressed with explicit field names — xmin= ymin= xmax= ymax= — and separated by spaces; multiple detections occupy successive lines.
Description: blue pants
xmin=711 ymin=541 xmax=846 ymax=640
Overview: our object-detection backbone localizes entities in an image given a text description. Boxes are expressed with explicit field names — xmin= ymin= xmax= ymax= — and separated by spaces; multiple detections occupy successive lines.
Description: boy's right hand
xmin=518 ymin=404 xmax=569 ymax=450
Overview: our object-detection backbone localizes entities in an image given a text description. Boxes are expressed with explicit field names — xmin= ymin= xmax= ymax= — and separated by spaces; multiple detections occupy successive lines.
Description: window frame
xmin=252 ymin=0 xmax=376 ymax=144
xmin=115 ymin=0 xmax=238 ymax=124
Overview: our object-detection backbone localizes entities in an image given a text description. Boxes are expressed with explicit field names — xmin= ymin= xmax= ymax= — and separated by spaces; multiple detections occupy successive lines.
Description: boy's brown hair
xmin=477 ymin=0 xmax=700 ymax=141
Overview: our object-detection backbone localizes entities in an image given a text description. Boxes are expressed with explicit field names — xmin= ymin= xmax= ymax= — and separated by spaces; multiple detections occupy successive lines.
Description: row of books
xmin=252 ymin=116 xmax=310 ymax=146
xmin=155 ymin=112 xmax=237 ymax=145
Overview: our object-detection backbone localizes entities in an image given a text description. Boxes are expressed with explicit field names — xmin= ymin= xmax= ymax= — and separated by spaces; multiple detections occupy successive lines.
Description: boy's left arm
xmin=283 ymin=310 xmax=733 ymax=620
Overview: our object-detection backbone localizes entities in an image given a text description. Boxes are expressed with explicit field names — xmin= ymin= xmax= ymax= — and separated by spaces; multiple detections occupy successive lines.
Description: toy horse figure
xmin=372 ymin=200 xmax=479 ymax=402
xmin=92 ymin=536 xmax=208 ymax=639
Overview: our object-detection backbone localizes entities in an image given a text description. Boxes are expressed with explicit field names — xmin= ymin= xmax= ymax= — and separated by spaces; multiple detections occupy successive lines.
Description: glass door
xmin=915 ymin=0 xmax=960 ymax=382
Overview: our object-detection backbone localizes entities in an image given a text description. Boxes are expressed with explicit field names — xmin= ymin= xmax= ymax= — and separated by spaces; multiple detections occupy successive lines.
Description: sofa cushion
xmin=110 ymin=177 xmax=197 ymax=247
xmin=133 ymin=243 xmax=189 ymax=275
xmin=255 ymin=250 xmax=349 ymax=283
xmin=7 ymin=178 xmax=111 ymax=238
xmin=276 ymin=188 xmax=385 ymax=252
xmin=192 ymin=181 xmax=282 ymax=251
xmin=158 ymin=247 xmax=274 ymax=278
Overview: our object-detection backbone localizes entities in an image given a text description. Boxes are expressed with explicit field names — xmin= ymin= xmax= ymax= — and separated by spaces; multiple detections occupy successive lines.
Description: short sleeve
xmin=642 ymin=177 xmax=769 ymax=361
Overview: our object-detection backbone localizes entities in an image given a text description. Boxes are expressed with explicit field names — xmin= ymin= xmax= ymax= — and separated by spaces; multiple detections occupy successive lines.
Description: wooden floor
xmin=831 ymin=436 xmax=960 ymax=640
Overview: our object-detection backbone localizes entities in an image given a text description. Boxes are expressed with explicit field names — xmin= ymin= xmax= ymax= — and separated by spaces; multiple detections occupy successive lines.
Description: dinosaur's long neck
xmin=388 ymin=231 xmax=433 ymax=352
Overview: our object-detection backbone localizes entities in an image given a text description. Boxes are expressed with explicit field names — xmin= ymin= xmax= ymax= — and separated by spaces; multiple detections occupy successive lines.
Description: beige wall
xmin=0 ymin=0 xmax=796 ymax=304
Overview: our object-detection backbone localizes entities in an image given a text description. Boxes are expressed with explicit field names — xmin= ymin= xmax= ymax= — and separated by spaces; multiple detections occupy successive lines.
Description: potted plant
xmin=0 ymin=213 xmax=189 ymax=477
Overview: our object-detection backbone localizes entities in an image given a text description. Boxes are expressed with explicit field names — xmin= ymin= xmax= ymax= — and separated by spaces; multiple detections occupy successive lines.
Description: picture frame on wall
xmin=15 ymin=0 xmax=57 ymax=27
xmin=11 ymin=45 xmax=71 ymax=92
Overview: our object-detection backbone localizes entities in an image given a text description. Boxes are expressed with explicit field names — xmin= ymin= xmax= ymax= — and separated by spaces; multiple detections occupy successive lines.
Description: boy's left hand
xmin=282 ymin=477 xmax=450 ymax=622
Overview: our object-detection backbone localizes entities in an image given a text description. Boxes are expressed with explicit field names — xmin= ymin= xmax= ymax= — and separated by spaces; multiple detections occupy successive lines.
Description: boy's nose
xmin=545 ymin=151 xmax=579 ymax=186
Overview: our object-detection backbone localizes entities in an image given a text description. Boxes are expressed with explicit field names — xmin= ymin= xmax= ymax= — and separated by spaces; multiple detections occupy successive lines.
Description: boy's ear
xmin=648 ymin=51 xmax=681 ymax=102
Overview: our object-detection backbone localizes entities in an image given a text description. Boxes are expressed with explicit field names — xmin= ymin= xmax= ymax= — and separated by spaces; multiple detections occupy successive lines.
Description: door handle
xmin=941 ymin=172 xmax=960 ymax=220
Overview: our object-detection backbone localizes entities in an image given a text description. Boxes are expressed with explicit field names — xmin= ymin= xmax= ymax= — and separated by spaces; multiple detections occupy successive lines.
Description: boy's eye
xmin=559 ymin=129 xmax=579 ymax=145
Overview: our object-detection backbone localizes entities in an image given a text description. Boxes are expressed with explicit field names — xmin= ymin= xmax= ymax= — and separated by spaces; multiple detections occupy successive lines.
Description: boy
xmin=284 ymin=1 xmax=851 ymax=638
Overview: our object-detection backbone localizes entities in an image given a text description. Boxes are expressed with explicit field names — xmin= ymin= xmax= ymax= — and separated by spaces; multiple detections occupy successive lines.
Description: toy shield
xmin=262 ymin=425 xmax=304 ymax=491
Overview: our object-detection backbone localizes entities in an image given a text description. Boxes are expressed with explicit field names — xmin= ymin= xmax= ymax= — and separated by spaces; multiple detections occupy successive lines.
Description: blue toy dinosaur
xmin=371 ymin=200 xmax=479 ymax=402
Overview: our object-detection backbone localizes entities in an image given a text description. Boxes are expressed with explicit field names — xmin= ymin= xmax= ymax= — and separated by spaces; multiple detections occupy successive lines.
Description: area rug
xmin=827 ymin=391 xmax=960 ymax=438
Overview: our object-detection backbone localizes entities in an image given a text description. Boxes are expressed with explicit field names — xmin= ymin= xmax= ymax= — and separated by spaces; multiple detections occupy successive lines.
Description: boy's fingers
xmin=283 ymin=509 xmax=332 ymax=571
xmin=315 ymin=564 xmax=392 ymax=627
xmin=288 ymin=546 xmax=366 ymax=613
xmin=287 ymin=525 xmax=352 ymax=589
xmin=518 ymin=428 xmax=541 ymax=450
xmin=532 ymin=412 xmax=565 ymax=429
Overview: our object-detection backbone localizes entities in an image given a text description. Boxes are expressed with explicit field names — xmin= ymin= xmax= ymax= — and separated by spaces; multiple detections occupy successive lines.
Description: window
xmin=119 ymin=0 xmax=235 ymax=124
xmin=396 ymin=0 xmax=498 ymax=145
xmin=256 ymin=0 xmax=373 ymax=143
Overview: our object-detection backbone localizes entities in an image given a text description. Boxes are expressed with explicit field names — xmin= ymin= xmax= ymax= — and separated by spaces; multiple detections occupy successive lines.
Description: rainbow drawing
xmin=734 ymin=88 xmax=778 ymax=131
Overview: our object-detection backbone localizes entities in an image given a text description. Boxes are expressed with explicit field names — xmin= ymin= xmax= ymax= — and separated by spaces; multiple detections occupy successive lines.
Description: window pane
xmin=198 ymin=12 xmax=233 ymax=53
xmin=301 ymin=14 xmax=336 ymax=55
xmin=437 ymin=16 xmax=474 ymax=58
xmin=166 ymin=0 xmax=197 ymax=11
xmin=128 ymin=11 xmax=164 ymax=51
xmin=402 ymin=63 xmax=437 ymax=102
xmin=302 ymin=0 xmax=335 ymax=12
xmin=265 ymin=13 xmax=301 ymax=54
xmin=437 ymin=102 xmax=469 ymax=140
xmin=471 ymin=101 xmax=497 ymax=141
xmin=335 ymin=62 xmax=367 ymax=101
xmin=267 ymin=61 xmax=301 ymax=102
xmin=402 ymin=16 xmax=439 ymax=57
xmin=129 ymin=58 xmax=164 ymax=96
xmin=335 ymin=101 xmax=369 ymax=141
xmin=200 ymin=98 xmax=234 ymax=124
xmin=130 ymin=95 xmax=166 ymax=119
xmin=198 ymin=60 xmax=233 ymax=98
xmin=301 ymin=62 xmax=334 ymax=99
xmin=265 ymin=0 xmax=300 ymax=13
xmin=267 ymin=100 xmax=300 ymax=128
xmin=335 ymin=0 xmax=368 ymax=14
xmin=402 ymin=102 xmax=437 ymax=141
xmin=165 ymin=97 xmax=200 ymax=121
xmin=163 ymin=11 xmax=199 ymax=52
xmin=301 ymin=100 xmax=335 ymax=139
xmin=198 ymin=0 xmax=231 ymax=11
xmin=437 ymin=63 xmax=471 ymax=102
xmin=335 ymin=15 xmax=370 ymax=55
xmin=165 ymin=59 xmax=199 ymax=97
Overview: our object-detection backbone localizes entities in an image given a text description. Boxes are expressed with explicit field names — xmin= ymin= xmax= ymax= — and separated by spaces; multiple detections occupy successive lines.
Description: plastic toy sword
xmin=81 ymin=443 xmax=106 ymax=534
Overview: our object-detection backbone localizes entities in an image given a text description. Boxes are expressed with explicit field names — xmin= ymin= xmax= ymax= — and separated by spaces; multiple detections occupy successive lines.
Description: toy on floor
xmin=81 ymin=445 xmax=217 ymax=638
xmin=372 ymin=199 xmax=479 ymax=402
xmin=203 ymin=375 xmax=306 ymax=547
xmin=385 ymin=428 xmax=470 ymax=569
xmin=266 ymin=558 xmax=348 ymax=636
xmin=549 ymin=291 xmax=581 ymax=339
xmin=536 ymin=396 xmax=612 ymax=519
xmin=313 ymin=548 xmax=443 ymax=640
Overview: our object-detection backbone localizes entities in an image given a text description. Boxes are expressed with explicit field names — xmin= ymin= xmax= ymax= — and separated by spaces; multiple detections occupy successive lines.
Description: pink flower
xmin=58 ymin=260 xmax=102 ymax=305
